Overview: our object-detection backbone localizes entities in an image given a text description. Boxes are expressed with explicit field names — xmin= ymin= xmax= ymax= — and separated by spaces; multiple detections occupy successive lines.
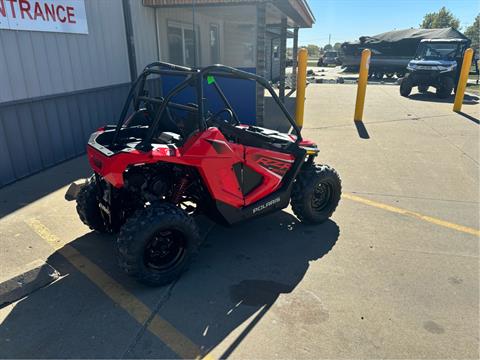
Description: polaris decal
xmin=252 ymin=197 xmax=281 ymax=214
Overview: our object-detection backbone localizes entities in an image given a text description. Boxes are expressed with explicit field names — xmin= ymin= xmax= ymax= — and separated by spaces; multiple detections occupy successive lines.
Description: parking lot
xmin=0 ymin=84 xmax=479 ymax=358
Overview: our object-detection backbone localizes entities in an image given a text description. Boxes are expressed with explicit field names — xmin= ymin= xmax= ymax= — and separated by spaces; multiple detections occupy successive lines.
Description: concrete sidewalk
xmin=0 ymin=84 xmax=478 ymax=359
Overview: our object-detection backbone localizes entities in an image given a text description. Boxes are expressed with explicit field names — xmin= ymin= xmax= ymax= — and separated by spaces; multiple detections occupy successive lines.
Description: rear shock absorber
xmin=171 ymin=177 xmax=190 ymax=204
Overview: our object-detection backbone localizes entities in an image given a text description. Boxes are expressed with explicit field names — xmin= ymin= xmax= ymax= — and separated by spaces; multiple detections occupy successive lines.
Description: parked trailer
xmin=341 ymin=53 xmax=410 ymax=78
xmin=340 ymin=27 xmax=470 ymax=79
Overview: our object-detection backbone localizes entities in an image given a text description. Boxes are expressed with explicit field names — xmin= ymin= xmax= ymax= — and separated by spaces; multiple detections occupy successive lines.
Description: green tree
xmin=333 ymin=42 xmax=342 ymax=51
xmin=323 ymin=44 xmax=333 ymax=51
xmin=421 ymin=7 xmax=460 ymax=29
xmin=306 ymin=44 xmax=320 ymax=57
xmin=464 ymin=14 xmax=479 ymax=53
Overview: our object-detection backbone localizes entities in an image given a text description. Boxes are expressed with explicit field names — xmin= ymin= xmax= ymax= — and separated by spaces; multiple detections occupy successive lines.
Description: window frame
xmin=167 ymin=20 xmax=200 ymax=66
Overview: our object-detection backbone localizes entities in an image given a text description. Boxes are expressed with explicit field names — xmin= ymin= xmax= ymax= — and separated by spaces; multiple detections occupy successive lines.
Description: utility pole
xmin=328 ymin=33 xmax=331 ymax=46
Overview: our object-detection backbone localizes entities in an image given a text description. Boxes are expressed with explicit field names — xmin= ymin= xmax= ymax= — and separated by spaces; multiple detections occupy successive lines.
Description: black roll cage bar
xmin=111 ymin=61 xmax=302 ymax=147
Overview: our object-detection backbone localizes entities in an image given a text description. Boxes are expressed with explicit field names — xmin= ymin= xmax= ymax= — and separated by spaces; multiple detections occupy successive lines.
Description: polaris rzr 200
xmin=69 ymin=62 xmax=341 ymax=286
xmin=400 ymin=38 xmax=471 ymax=98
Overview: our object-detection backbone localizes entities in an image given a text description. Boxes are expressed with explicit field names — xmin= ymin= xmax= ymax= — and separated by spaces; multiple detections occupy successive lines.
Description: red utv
xmin=71 ymin=62 xmax=341 ymax=286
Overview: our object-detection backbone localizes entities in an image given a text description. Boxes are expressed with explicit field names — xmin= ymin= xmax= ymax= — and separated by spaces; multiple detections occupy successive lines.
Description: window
xmin=167 ymin=21 xmax=199 ymax=66
xmin=210 ymin=24 xmax=220 ymax=64
xmin=415 ymin=42 xmax=461 ymax=60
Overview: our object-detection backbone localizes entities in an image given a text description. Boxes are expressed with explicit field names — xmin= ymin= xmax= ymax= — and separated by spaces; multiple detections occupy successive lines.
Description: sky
xmin=298 ymin=0 xmax=479 ymax=46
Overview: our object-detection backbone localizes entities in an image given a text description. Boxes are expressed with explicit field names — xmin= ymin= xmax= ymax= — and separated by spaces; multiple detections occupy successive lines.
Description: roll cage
xmin=110 ymin=61 xmax=302 ymax=148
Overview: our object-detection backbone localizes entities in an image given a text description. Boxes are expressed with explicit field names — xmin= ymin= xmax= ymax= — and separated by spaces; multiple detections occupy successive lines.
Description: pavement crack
xmin=417 ymin=117 xmax=479 ymax=166
xmin=121 ymin=280 xmax=179 ymax=358
xmin=382 ymin=85 xmax=479 ymax=167
xmin=304 ymin=117 xmax=418 ymax=130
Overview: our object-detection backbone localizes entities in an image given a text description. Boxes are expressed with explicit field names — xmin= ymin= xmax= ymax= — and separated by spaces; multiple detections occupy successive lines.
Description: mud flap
xmin=64 ymin=179 xmax=87 ymax=201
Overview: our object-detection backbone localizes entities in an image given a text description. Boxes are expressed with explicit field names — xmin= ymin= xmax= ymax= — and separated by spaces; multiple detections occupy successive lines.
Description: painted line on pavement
xmin=343 ymin=193 xmax=480 ymax=237
xmin=25 ymin=218 xmax=213 ymax=360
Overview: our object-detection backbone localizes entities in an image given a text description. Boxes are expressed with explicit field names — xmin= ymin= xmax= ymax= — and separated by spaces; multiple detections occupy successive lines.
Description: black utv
xmin=400 ymin=39 xmax=471 ymax=99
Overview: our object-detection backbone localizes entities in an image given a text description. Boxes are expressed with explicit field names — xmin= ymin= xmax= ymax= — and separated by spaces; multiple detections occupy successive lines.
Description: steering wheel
xmin=208 ymin=108 xmax=238 ymax=126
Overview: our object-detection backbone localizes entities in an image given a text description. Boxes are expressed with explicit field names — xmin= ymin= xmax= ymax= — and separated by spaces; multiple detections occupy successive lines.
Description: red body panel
xmin=87 ymin=127 xmax=295 ymax=208
xmin=243 ymin=148 xmax=293 ymax=205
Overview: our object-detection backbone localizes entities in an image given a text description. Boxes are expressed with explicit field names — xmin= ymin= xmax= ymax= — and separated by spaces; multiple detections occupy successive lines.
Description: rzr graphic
xmin=67 ymin=62 xmax=342 ymax=286
xmin=255 ymin=156 xmax=292 ymax=177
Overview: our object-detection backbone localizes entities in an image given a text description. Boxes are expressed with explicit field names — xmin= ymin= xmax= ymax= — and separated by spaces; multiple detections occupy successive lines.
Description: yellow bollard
xmin=453 ymin=48 xmax=474 ymax=112
xmin=295 ymin=48 xmax=308 ymax=128
xmin=354 ymin=49 xmax=371 ymax=122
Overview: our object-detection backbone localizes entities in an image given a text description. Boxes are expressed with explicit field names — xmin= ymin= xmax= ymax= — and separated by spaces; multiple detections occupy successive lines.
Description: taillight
xmin=92 ymin=157 xmax=103 ymax=169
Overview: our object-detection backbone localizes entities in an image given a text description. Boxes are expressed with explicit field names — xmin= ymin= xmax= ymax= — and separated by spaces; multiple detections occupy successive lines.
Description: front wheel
xmin=291 ymin=164 xmax=342 ymax=224
xmin=116 ymin=203 xmax=200 ymax=286
xmin=436 ymin=77 xmax=454 ymax=99
xmin=400 ymin=75 xmax=413 ymax=97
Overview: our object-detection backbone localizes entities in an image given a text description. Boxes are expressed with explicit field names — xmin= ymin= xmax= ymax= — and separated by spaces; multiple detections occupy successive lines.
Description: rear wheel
xmin=396 ymin=71 xmax=405 ymax=79
xmin=76 ymin=176 xmax=108 ymax=233
xmin=116 ymin=203 xmax=199 ymax=286
xmin=418 ymin=84 xmax=429 ymax=93
xmin=291 ymin=164 xmax=342 ymax=224
xmin=436 ymin=77 xmax=454 ymax=99
xmin=400 ymin=75 xmax=413 ymax=97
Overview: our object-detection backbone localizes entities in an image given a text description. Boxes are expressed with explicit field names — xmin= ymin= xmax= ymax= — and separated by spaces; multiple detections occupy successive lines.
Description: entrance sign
xmin=0 ymin=0 xmax=88 ymax=34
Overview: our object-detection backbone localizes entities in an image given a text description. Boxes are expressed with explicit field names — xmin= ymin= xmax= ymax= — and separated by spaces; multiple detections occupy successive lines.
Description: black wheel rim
xmin=144 ymin=229 xmax=186 ymax=271
xmin=311 ymin=181 xmax=333 ymax=212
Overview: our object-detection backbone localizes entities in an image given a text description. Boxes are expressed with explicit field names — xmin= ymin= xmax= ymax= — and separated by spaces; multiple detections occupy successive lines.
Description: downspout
xmin=279 ymin=16 xmax=287 ymax=102
xmin=192 ymin=0 xmax=197 ymax=67
xmin=255 ymin=2 xmax=266 ymax=126
xmin=292 ymin=27 xmax=299 ymax=91
xmin=122 ymin=0 xmax=138 ymax=81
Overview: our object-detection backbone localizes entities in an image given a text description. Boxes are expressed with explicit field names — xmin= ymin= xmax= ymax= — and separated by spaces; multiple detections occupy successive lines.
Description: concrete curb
xmin=0 ymin=260 xmax=60 ymax=307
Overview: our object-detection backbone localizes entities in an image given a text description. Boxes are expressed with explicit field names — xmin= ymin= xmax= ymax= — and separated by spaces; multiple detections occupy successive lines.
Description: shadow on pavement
xmin=0 ymin=156 xmax=91 ymax=218
xmin=456 ymin=111 xmax=480 ymax=125
xmin=354 ymin=121 xmax=370 ymax=139
xmin=0 ymin=211 xmax=339 ymax=359
xmin=408 ymin=92 xmax=479 ymax=105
